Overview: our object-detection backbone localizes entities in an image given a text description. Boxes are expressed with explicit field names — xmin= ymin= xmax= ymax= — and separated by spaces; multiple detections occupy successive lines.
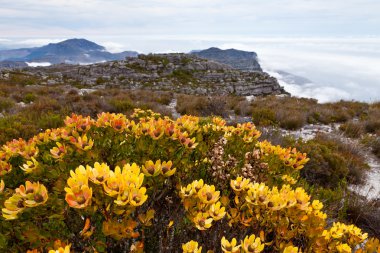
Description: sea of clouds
xmin=218 ymin=37 xmax=380 ymax=103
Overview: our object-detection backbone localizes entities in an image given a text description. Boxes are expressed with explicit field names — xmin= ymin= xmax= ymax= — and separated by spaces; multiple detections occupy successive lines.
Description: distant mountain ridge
xmin=192 ymin=47 xmax=262 ymax=71
xmin=0 ymin=39 xmax=138 ymax=65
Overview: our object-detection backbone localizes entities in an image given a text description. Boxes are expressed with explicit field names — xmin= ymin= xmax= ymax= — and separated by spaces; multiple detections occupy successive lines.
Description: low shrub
xmin=176 ymin=95 xmax=228 ymax=117
xmin=340 ymin=121 xmax=365 ymax=138
xmin=346 ymin=193 xmax=380 ymax=237
xmin=0 ymin=110 xmax=377 ymax=252
xmin=372 ymin=138 xmax=380 ymax=159
xmin=291 ymin=134 xmax=369 ymax=188
xmin=0 ymin=97 xmax=14 ymax=112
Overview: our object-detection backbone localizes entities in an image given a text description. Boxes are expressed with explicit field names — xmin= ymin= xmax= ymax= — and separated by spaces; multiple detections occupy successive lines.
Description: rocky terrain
xmin=0 ymin=38 xmax=138 ymax=65
xmin=0 ymin=53 xmax=287 ymax=96
xmin=192 ymin=47 xmax=262 ymax=71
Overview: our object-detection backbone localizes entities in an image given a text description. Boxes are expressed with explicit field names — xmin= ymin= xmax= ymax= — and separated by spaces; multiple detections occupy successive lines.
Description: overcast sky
xmin=1 ymin=0 xmax=380 ymax=50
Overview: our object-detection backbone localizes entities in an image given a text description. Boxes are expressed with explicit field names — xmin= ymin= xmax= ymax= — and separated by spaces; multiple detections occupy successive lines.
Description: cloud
xmin=1 ymin=0 xmax=380 ymax=37
xmin=100 ymin=41 xmax=127 ymax=53
xmin=218 ymin=38 xmax=380 ymax=102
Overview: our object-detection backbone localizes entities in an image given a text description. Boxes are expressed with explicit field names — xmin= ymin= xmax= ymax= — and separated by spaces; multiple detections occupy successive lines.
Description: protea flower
xmin=182 ymin=240 xmax=202 ymax=253
xmin=221 ymin=237 xmax=240 ymax=253
xmin=198 ymin=184 xmax=220 ymax=204
xmin=129 ymin=187 xmax=148 ymax=207
xmin=142 ymin=160 xmax=161 ymax=177
xmin=65 ymin=185 xmax=92 ymax=209
xmin=16 ymin=181 xmax=48 ymax=207
xmin=87 ymin=162 xmax=110 ymax=185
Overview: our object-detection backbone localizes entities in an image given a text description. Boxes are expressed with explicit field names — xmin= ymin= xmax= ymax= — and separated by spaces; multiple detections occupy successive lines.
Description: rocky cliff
xmin=0 ymin=53 xmax=287 ymax=96
xmin=192 ymin=47 xmax=262 ymax=71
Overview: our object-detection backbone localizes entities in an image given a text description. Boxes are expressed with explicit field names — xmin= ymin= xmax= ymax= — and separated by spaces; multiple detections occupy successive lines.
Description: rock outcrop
xmin=192 ymin=47 xmax=262 ymax=72
xmin=0 ymin=53 xmax=287 ymax=96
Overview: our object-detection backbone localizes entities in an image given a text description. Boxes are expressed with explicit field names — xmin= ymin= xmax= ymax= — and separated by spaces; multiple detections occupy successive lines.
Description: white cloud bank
xmin=219 ymin=38 xmax=380 ymax=103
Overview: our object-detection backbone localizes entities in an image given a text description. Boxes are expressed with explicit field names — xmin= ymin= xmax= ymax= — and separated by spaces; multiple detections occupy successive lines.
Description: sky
xmin=0 ymin=0 xmax=380 ymax=102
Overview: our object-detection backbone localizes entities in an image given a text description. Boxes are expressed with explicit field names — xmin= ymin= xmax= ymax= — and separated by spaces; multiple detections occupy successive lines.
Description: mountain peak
xmin=0 ymin=38 xmax=138 ymax=65
xmin=54 ymin=38 xmax=105 ymax=51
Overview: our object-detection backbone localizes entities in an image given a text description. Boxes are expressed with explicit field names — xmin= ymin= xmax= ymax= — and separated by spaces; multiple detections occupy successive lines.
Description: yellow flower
xmin=245 ymin=183 xmax=269 ymax=205
xmin=294 ymin=187 xmax=310 ymax=211
xmin=142 ymin=160 xmax=161 ymax=177
xmin=114 ymin=190 xmax=130 ymax=206
xmin=182 ymin=240 xmax=202 ymax=253
xmin=281 ymin=175 xmax=297 ymax=185
xmin=193 ymin=212 xmax=213 ymax=230
xmin=103 ymin=167 xmax=123 ymax=197
xmin=230 ymin=177 xmax=250 ymax=192
xmin=0 ymin=161 xmax=12 ymax=176
xmin=67 ymin=166 xmax=88 ymax=189
xmin=129 ymin=187 xmax=148 ymax=207
xmin=221 ymin=237 xmax=240 ymax=253
xmin=336 ymin=243 xmax=351 ymax=253
xmin=50 ymin=142 xmax=67 ymax=160
xmin=121 ymin=163 xmax=145 ymax=190
xmin=16 ymin=181 xmax=48 ymax=207
xmin=242 ymin=234 xmax=265 ymax=253
xmin=198 ymin=184 xmax=220 ymax=204
xmin=267 ymin=193 xmax=287 ymax=211
xmin=314 ymin=210 xmax=327 ymax=220
xmin=20 ymin=157 xmax=39 ymax=173
xmin=191 ymin=179 xmax=204 ymax=193
xmin=71 ymin=134 xmax=94 ymax=151
xmin=87 ymin=162 xmax=110 ymax=185
xmin=149 ymin=124 xmax=165 ymax=140
xmin=283 ymin=246 xmax=300 ymax=253
xmin=122 ymin=163 xmax=141 ymax=176
xmin=65 ymin=184 xmax=92 ymax=209
xmin=180 ymin=184 xmax=194 ymax=198
xmin=311 ymin=200 xmax=323 ymax=211
xmin=209 ymin=202 xmax=226 ymax=221
xmin=2 ymin=194 xmax=25 ymax=220
xmin=0 ymin=179 xmax=5 ymax=193
xmin=48 ymin=244 xmax=71 ymax=253
xmin=161 ymin=161 xmax=176 ymax=177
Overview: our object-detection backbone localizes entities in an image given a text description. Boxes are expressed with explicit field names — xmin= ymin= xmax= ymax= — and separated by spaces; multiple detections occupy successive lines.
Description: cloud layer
xmin=1 ymin=0 xmax=380 ymax=38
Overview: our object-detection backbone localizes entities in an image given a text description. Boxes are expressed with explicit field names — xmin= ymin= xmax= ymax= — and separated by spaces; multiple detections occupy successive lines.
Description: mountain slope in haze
xmin=192 ymin=47 xmax=262 ymax=71
xmin=0 ymin=39 xmax=138 ymax=65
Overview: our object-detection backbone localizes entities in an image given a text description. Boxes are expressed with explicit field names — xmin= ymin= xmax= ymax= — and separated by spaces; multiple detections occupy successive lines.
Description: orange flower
xmin=110 ymin=115 xmax=127 ymax=132
xmin=70 ymin=134 xmax=94 ymax=151
xmin=65 ymin=184 xmax=92 ymax=209
xmin=16 ymin=181 xmax=48 ymax=207
xmin=0 ymin=161 xmax=12 ymax=176
xmin=50 ymin=142 xmax=67 ymax=160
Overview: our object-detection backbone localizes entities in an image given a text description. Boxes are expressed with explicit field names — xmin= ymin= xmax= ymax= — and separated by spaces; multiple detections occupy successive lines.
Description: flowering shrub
xmin=0 ymin=109 xmax=378 ymax=252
